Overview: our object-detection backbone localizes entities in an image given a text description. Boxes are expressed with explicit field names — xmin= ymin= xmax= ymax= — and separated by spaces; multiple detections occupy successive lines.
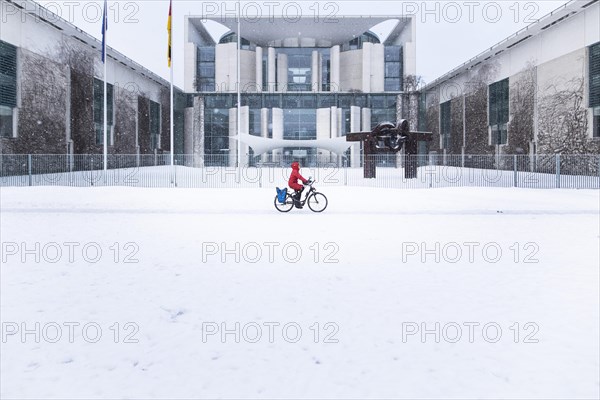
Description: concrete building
xmin=0 ymin=0 xmax=186 ymax=159
xmin=1 ymin=0 xmax=598 ymax=167
xmin=183 ymin=15 xmax=417 ymax=166
xmin=421 ymin=0 xmax=600 ymax=160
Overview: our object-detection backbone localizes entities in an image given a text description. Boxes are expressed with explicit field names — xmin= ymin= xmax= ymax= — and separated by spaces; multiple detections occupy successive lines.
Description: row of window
xmin=201 ymin=93 xmax=398 ymax=110
xmin=194 ymin=43 xmax=403 ymax=93
xmin=92 ymin=78 xmax=161 ymax=149
xmin=438 ymin=39 xmax=600 ymax=150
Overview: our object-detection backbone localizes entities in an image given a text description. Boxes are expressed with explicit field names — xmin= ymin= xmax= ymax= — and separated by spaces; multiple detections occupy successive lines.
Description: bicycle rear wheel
xmin=274 ymin=195 xmax=294 ymax=212
xmin=307 ymin=192 xmax=328 ymax=213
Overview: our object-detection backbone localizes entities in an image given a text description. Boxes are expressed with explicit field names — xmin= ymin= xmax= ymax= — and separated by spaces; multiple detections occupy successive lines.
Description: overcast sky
xmin=32 ymin=0 xmax=569 ymax=87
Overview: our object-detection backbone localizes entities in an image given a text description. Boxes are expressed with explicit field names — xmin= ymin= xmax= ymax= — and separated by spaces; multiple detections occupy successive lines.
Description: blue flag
xmin=101 ymin=0 xmax=108 ymax=63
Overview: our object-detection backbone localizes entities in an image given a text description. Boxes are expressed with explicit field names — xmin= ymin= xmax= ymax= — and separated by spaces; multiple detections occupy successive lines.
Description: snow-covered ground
xmin=1 ymin=186 xmax=599 ymax=399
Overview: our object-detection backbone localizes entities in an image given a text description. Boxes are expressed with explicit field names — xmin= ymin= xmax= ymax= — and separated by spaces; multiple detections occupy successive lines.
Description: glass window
xmin=318 ymin=93 xmax=336 ymax=108
xmin=205 ymin=94 xmax=233 ymax=108
xmin=385 ymin=63 xmax=401 ymax=78
xmin=242 ymin=95 xmax=262 ymax=108
xmin=489 ymin=78 xmax=509 ymax=145
xmin=590 ymin=42 xmax=600 ymax=108
xmin=489 ymin=78 xmax=509 ymax=126
xmin=263 ymin=94 xmax=281 ymax=108
xmin=491 ymin=123 xmax=508 ymax=145
xmin=440 ymin=101 xmax=451 ymax=149
xmin=198 ymin=47 xmax=215 ymax=62
xmin=149 ymin=100 xmax=161 ymax=149
xmin=197 ymin=47 xmax=216 ymax=92
xmin=385 ymin=46 xmax=401 ymax=62
xmin=93 ymin=78 xmax=114 ymax=145
xmin=0 ymin=40 xmax=17 ymax=108
xmin=593 ymin=107 xmax=600 ymax=138
xmin=0 ymin=105 xmax=14 ymax=138
xmin=204 ymin=108 xmax=230 ymax=163
xmin=384 ymin=79 xmax=401 ymax=92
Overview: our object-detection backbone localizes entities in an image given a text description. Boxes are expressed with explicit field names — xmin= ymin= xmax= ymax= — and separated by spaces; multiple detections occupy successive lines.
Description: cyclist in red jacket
xmin=288 ymin=161 xmax=309 ymax=208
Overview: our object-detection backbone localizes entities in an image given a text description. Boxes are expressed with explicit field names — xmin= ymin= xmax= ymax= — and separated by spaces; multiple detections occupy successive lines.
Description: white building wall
xmin=371 ymin=44 xmax=385 ymax=92
xmin=339 ymin=50 xmax=363 ymax=92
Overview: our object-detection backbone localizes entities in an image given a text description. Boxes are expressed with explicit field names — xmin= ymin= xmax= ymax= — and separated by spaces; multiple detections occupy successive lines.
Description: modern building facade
xmin=0 ymin=0 xmax=186 ymax=159
xmin=183 ymin=15 xmax=416 ymax=166
xmin=1 ymin=0 xmax=598 ymax=166
xmin=421 ymin=0 xmax=600 ymax=160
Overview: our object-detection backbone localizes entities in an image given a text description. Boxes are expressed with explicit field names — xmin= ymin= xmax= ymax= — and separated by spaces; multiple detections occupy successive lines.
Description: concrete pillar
xmin=191 ymin=97 xmax=204 ymax=166
xmin=312 ymin=50 xmax=320 ymax=92
xmin=261 ymin=107 xmax=269 ymax=162
xmin=272 ymin=108 xmax=283 ymax=161
xmin=277 ymin=53 xmax=288 ymax=92
xmin=229 ymin=108 xmax=237 ymax=167
xmin=362 ymin=42 xmax=372 ymax=93
xmin=350 ymin=106 xmax=361 ymax=133
xmin=184 ymin=43 xmax=197 ymax=93
xmin=255 ymin=46 xmax=263 ymax=93
xmin=317 ymin=108 xmax=331 ymax=162
xmin=361 ymin=108 xmax=372 ymax=131
xmin=268 ymin=47 xmax=276 ymax=92
xmin=240 ymin=106 xmax=250 ymax=166
xmin=330 ymin=45 xmax=340 ymax=92
xmin=330 ymin=106 xmax=338 ymax=138
xmin=371 ymin=44 xmax=385 ymax=92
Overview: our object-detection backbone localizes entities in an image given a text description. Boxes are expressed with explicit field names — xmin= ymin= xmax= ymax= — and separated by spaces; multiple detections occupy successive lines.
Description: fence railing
xmin=1 ymin=154 xmax=599 ymax=189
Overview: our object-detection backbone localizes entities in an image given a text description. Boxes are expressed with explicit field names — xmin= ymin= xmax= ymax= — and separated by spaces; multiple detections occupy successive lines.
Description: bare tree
xmin=537 ymin=77 xmax=595 ymax=154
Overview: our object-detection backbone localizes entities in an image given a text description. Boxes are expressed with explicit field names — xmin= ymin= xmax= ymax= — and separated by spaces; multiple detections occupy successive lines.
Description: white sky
xmin=31 ymin=0 xmax=570 ymax=88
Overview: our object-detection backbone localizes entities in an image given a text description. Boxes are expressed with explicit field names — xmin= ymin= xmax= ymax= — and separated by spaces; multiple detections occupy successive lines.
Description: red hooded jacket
xmin=288 ymin=162 xmax=308 ymax=191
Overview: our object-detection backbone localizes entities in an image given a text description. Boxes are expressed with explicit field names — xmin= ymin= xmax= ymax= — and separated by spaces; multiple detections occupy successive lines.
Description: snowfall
xmin=1 ymin=185 xmax=598 ymax=399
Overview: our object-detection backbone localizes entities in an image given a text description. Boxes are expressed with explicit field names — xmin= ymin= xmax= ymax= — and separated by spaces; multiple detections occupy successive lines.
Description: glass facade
xmin=93 ymin=78 xmax=114 ymax=145
xmin=341 ymin=32 xmax=380 ymax=52
xmin=0 ymin=40 xmax=17 ymax=109
xmin=440 ymin=101 xmax=451 ymax=149
xmin=384 ymin=46 xmax=403 ymax=92
xmin=197 ymin=46 xmax=215 ymax=92
xmin=276 ymin=48 xmax=331 ymax=92
xmin=489 ymin=78 xmax=509 ymax=145
xmin=589 ymin=42 xmax=600 ymax=108
xmin=201 ymin=93 xmax=399 ymax=164
xmin=204 ymin=108 xmax=229 ymax=165
xmin=149 ymin=100 xmax=161 ymax=149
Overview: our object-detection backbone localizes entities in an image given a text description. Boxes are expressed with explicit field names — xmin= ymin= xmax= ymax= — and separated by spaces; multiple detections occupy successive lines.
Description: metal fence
xmin=1 ymin=154 xmax=599 ymax=189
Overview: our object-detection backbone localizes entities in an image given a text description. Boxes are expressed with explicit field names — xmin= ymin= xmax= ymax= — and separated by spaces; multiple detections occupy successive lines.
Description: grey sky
xmin=31 ymin=0 xmax=569 ymax=88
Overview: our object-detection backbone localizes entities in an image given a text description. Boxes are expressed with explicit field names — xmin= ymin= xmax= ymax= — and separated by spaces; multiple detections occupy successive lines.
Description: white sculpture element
xmin=235 ymin=133 xmax=353 ymax=156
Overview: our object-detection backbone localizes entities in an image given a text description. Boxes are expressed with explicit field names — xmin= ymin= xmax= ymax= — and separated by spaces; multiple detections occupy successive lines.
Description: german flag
xmin=167 ymin=0 xmax=172 ymax=67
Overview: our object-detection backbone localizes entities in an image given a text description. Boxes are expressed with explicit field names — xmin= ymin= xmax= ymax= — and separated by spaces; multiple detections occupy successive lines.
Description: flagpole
xmin=103 ymin=1 xmax=108 ymax=171
xmin=170 ymin=58 xmax=174 ymax=166
xmin=237 ymin=9 xmax=241 ymax=175
xmin=168 ymin=0 xmax=174 ymax=167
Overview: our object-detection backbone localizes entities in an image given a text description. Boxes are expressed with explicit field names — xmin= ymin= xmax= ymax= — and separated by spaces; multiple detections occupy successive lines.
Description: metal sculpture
xmin=346 ymin=120 xmax=433 ymax=179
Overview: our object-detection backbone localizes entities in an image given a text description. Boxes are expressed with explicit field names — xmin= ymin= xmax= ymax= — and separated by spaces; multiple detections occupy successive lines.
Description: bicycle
xmin=274 ymin=180 xmax=328 ymax=213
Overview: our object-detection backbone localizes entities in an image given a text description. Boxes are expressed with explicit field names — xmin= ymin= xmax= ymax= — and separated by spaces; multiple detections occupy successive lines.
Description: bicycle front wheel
xmin=274 ymin=195 xmax=294 ymax=213
xmin=307 ymin=192 xmax=328 ymax=213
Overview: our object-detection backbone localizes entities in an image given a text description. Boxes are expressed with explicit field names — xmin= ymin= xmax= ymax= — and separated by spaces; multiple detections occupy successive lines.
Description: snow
xmin=1 ymin=186 xmax=599 ymax=399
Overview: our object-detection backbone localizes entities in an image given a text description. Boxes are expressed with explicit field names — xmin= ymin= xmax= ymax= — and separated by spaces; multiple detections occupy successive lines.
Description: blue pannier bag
xmin=276 ymin=187 xmax=287 ymax=204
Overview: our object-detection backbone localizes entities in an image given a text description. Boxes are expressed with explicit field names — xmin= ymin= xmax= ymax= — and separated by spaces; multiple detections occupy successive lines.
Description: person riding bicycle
xmin=288 ymin=161 xmax=310 ymax=209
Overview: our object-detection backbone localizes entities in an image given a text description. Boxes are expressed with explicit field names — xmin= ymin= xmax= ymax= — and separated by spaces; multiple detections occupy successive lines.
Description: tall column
xmin=317 ymin=108 xmax=331 ymax=162
xmin=277 ymin=53 xmax=288 ymax=92
xmin=267 ymin=47 xmax=276 ymax=92
xmin=240 ymin=106 xmax=250 ymax=166
xmin=261 ymin=107 xmax=269 ymax=162
xmin=255 ymin=46 xmax=263 ymax=92
xmin=272 ymin=108 xmax=283 ymax=162
xmin=371 ymin=44 xmax=385 ymax=92
xmin=229 ymin=108 xmax=238 ymax=167
xmin=362 ymin=42 xmax=372 ymax=93
xmin=330 ymin=45 xmax=340 ymax=92
xmin=311 ymin=50 xmax=320 ymax=92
